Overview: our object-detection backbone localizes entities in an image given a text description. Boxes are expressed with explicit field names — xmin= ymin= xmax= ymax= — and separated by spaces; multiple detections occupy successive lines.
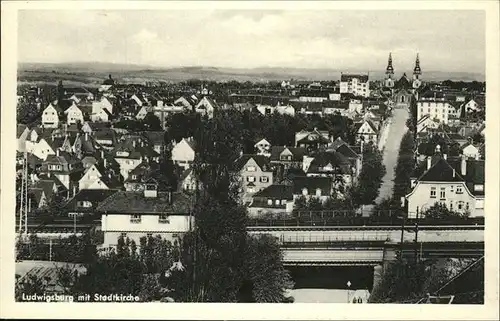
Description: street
xmin=375 ymin=108 xmax=410 ymax=204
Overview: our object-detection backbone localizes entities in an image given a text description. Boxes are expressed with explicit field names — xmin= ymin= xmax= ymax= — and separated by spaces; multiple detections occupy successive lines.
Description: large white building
xmin=416 ymin=96 xmax=460 ymax=125
xmin=339 ymin=74 xmax=370 ymax=98
xmin=97 ymin=187 xmax=194 ymax=248
xmin=406 ymin=151 xmax=484 ymax=218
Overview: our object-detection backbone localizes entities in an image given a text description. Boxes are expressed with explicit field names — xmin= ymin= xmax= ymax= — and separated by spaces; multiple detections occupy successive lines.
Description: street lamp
xmin=347 ymin=281 xmax=351 ymax=303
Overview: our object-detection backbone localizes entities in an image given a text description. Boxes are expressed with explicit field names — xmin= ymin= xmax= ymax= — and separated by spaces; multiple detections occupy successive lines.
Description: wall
xmin=102 ymin=214 xmax=193 ymax=247
xmin=407 ymin=181 xmax=479 ymax=218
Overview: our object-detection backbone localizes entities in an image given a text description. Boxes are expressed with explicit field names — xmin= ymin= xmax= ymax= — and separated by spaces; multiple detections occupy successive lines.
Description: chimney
xmin=104 ymin=158 xmax=107 ymax=168
xmin=461 ymin=155 xmax=467 ymax=176
xmin=84 ymin=132 xmax=89 ymax=140
xmin=101 ymin=150 xmax=104 ymax=159
xmin=427 ymin=156 xmax=432 ymax=170
xmin=56 ymin=149 xmax=60 ymax=157
xmin=133 ymin=141 xmax=136 ymax=148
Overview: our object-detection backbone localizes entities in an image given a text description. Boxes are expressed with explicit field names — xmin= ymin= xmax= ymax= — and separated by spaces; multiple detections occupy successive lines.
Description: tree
xmin=393 ymin=131 xmax=415 ymax=202
xmin=15 ymin=273 xmax=48 ymax=301
xmin=17 ymin=99 xmax=40 ymax=125
xmin=422 ymin=203 xmax=466 ymax=219
xmin=351 ymin=144 xmax=386 ymax=206
xmin=143 ymin=112 xmax=162 ymax=131
xmin=243 ymin=234 xmax=294 ymax=302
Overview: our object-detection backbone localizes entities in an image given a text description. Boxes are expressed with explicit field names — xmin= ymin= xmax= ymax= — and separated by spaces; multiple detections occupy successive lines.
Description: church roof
xmin=395 ymin=73 xmax=411 ymax=89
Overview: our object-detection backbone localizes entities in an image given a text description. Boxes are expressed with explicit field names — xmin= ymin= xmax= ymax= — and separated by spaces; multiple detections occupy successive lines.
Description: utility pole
xmin=414 ymin=207 xmax=420 ymax=264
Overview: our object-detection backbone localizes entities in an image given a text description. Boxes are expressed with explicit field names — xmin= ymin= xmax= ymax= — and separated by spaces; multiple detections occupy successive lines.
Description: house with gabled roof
xmin=254 ymin=138 xmax=271 ymax=157
xmin=171 ymin=137 xmax=196 ymax=169
xmin=63 ymin=101 xmax=84 ymax=125
xmin=460 ymin=142 xmax=481 ymax=160
xmin=195 ymin=96 xmax=218 ymax=119
xmin=416 ymin=115 xmax=440 ymax=134
xmin=292 ymin=176 xmax=333 ymax=202
xmin=306 ymin=151 xmax=355 ymax=190
xmin=41 ymin=149 xmax=85 ymax=191
xmin=248 ymin=184 xmax=294 ymax=217
xmin=234 ymin=154 xmax=274 ymax=203
xmin=41 ymin=103 xmax=61 ymax=128
xmin=294 ymin=128 xmax=331 ymax=152
xmin=355 ymin=119 xmax=379 ymax=145
xmin=97 ymin=186 xmax=194 ymax=248
xmin=406 ymin=147 xmax=484 ymax=218
xmin=79 ymin=152 xmax=122 ymax=191
xmin=179 ymin=168 xmax=200 ymax=193
xmin=269 ymin=146 xmax=306 ymax=170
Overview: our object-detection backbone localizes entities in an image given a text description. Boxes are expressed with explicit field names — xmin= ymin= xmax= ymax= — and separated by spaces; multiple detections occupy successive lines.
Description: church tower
xmin=385 ymin=53 xmax=395 ymax=88
xmin=412 ymin=53 xmax=422 ymax=89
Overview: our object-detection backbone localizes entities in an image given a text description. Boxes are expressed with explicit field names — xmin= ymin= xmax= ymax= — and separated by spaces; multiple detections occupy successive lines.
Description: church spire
xmin=413 ymin=53 xmax=421 ymax=75
xmin=386 ymin=53 xmax=394 ymax=75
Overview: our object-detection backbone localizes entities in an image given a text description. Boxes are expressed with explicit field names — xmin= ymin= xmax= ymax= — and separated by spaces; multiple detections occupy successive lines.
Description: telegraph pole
xmin=414 ymin=207 xmax=420 ymax=264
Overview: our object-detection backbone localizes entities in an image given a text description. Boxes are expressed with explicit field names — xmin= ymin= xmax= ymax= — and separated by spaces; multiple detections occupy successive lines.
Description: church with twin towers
xmin=339 ymin=53 xmax=423 ymax=109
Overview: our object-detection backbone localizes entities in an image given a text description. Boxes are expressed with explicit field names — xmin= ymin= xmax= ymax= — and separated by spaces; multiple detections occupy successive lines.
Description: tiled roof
xmin=307 ymin=151 xmax=351 ymax=174
xmin=335 ymin=144 xmax=360 ymax=159
xmin=418 ymin=158 xmax=465 ymax=182
xmin=252 ymin=184 xmax=293 ymax=199
xmin=270 ymin=146 xmax=306 ymax=162
xmin=33 ymin=179 xmax=56 ymax=200
xmin=234 ymin=154 xmax=271 ymax=172
xmin=96 ymin=191 xmax=192 ymax=215
xmin=340 ymin=74 xmax=369 ymax=83
xmin=292 ymin=176 xmax=332 ymax=195
xmin=65 ymin=189 xmax=118 ymax=211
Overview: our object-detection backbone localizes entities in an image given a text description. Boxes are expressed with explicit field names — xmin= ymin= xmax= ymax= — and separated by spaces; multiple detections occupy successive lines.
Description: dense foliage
xmin=369 ymin=258 xmax=482 ymax=303
xmin=350 ymin=143 xmax=386 ymax=206
xmin=392 ymin=131 xmax=416 ymax=203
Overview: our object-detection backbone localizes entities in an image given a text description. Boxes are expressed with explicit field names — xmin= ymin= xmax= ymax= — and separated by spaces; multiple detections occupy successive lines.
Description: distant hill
xmin=17 ymin=62 xmax=485 ymax=86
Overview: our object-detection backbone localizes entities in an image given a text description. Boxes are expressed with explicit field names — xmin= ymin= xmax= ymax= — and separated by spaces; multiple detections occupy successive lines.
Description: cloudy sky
xmin=18 ymin=10 xmax=485 ymax=73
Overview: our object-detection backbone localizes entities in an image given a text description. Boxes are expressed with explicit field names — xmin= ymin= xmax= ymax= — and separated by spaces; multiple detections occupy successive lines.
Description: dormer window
xmin=474 ymin=184 xmax=484 ymax=192
xmin=267 ymin=199 xmax=272 ymax=205
xmin=130 ymin=214 xmax=141 ymax=224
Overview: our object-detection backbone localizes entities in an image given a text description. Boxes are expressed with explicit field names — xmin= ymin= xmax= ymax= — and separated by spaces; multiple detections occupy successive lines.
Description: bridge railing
xmin=248 ymin=211 xmax=484 ymax=227
xmin=278 ymin=233 xmax=392 ymax=244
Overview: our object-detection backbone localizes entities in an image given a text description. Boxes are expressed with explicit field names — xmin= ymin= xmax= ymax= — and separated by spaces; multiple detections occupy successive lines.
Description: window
xmin=121 ymin=232 xmax=127 ymax=238
xmin=247 ymin=187 xmax=255 ymax=193
xmin=316 ymin=188 xmax=322 ymax=196
xmin=247 ymin=176 xmax=255 ymax=182
xmin=275 ymin=199 xmax=280 ymax=206
xmin=458 ymin=201 xmax=464 ymax=210
xmin=428 ymin=108 xmax=430 ymax=113
xmin=260 ymin=176 xmax=269 ymax=183
xmin=132 ymin=175 xmax=137 ymax=180
xmin=456 ymin=186 xmax=463 ymax=194
xmin=159 ymin=215 xmax=170 ymax=224
xmin=247 ymin=166 xmax=256 ymax=172
xmin=147 ymin=233 xmax=153 ymax=238
xmin=450 ymin=201 xmax=453 ymax=211
xmin=130 ymin=214 xmax=141 ymax=224
xmin=440 ymin=187 xmax=446 ymax=200
xmin=281 ymin=199 xmax=287 ymax=205
xmin=466 ymin=202 xmax=470 ymax=211
xmin=430 ymin=187 xmax=436 ymax=198
xmin=267 ymin=199 xmax=272 ymax=205
xmin=450 ymin=185 xmax=454 ymax=192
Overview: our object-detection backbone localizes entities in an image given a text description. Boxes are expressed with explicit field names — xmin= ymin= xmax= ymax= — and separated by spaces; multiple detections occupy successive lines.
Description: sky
xmin=18 ymin=10 xmax=485 ymax=74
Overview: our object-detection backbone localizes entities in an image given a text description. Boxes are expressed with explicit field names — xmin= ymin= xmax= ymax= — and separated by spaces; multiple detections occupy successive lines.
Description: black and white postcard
xmin=1 ymin=1 xmax=499 ymax=320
